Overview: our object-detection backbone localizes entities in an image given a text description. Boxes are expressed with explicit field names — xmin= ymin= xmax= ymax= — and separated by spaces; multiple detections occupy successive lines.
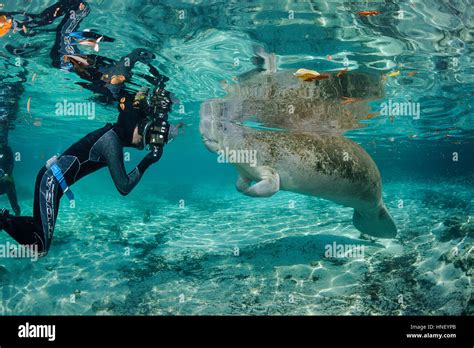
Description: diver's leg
xmin=35 ymin=166 xmax=63 ymax=253
xmin=1 ymin=168 xmax=47 ymax=250
xmin=1 ymin=166 xmax=61 ymax=255
xmin=51 ymin=2 xmax=91 ymax=70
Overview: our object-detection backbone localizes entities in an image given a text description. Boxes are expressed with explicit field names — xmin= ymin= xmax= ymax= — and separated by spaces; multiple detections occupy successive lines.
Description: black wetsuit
xmin=2 ymin=102 xmax=162 ymax=256
xmin=2 ymin=0 xmax=88 ymax=57
xmin=1 ymin=1 xmax=171 ymax=256
xmin=0 ymin=145 xmax=20 ymax=216
xmin=3 ymin=0 xmax=158 ymax=103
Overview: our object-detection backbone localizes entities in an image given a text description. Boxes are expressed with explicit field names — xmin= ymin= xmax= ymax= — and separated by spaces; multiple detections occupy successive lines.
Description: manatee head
xmin=200 ymin=99 xmax=224 ymax=152
xmin=200 ymin=99 xmax=247 ymax=153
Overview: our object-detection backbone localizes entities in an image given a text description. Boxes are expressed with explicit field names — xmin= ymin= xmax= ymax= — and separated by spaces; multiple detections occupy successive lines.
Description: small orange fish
xmin=32 ymin=73 xmax=37 ymax=82
xmin=407 ymin=72 xmax=417 ymax=77
xmin=336 ymin=68 xmax=348 ymax=77
xmin=27 ymin=97 xmax=31 ymax=113
xmin=384 ymin=71 xmax=400 ymax=77
xmin=53 ymin=7 xmax=61 ymax=17
xmin=327 ymin=55 xmax=333 ymax=61
xmin=111 ymin=74 xmax=125 ymax=85
xmin=311 ymin=73 xmax=330 ymax=81
xmin=364 ymin=112 xmax=379 ymax=119
xmin=65 ymin=55 xmax=89 ymax=66
xmin=0 ymin=15 xmax=12 ymax=37
xmin=357 ymin=11 xmax=380 ymax=16
xmin=341 ymin=96 xmax=361 ymax=105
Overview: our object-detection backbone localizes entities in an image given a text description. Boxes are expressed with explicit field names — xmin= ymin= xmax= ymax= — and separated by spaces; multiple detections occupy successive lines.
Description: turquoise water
xmin=0 ymin=0 xmax=473 ymax=315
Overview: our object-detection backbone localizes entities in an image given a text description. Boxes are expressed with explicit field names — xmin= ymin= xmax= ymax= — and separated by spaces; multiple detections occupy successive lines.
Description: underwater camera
xmin=138 ymin=85 xmax=173 ymax=156
xmin=139 ymin=118 xmax=170 ymax=156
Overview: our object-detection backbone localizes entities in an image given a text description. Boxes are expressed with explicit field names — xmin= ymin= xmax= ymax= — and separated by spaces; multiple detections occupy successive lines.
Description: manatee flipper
xmin=242 ymin=167 xmax=280 ymax=197
xmin=236 ymin=175 xmax=251 ymax=193
xmin=353 ymin=205 xmax=397 ymax=238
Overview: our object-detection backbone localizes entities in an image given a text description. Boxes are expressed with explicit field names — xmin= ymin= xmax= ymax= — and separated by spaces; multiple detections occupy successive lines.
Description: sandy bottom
xmin=0 ymin=179 xmax=472 ymax=315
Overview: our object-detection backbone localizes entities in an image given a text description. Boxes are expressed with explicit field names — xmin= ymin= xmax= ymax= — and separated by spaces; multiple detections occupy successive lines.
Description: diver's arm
xmin=99 ymin=131 xmax=161 ymax=196
xmin=107 ymin=157 xmax=140 ymax=196
xmin=100 ymin=136 xmax=141 ymax=196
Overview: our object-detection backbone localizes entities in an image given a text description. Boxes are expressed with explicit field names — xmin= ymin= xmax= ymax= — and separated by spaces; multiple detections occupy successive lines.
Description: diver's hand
xmin=150 ymin=145 xmax=164 ymax=160
xmin=144 ymin=148 xmax=163 ymax=164
xmin=167 ymin=122 xmax=185 ymax=143
xmin=137 ymin=147 xmax=163 ymax=174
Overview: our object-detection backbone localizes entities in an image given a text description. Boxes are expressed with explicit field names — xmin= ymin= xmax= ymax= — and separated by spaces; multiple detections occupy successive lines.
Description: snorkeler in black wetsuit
xmin=0 ymin=88 xmax=180 ymax=257
xmin=2 ymin=0 xmax=159 ymax=103
xmin=1 ymin=0 xmax=92 ymax=55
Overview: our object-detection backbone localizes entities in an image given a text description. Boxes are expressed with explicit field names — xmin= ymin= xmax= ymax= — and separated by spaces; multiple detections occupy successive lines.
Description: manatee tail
xmin=353 ymin=205 xmax=397 ymax=238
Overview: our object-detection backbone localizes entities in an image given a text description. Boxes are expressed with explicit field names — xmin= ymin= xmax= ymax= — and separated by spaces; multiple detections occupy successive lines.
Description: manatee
xmin=200 ymin=48 xmax=397 ymax=238
xmin=218 ymin=47 xmax=384 ymax=134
